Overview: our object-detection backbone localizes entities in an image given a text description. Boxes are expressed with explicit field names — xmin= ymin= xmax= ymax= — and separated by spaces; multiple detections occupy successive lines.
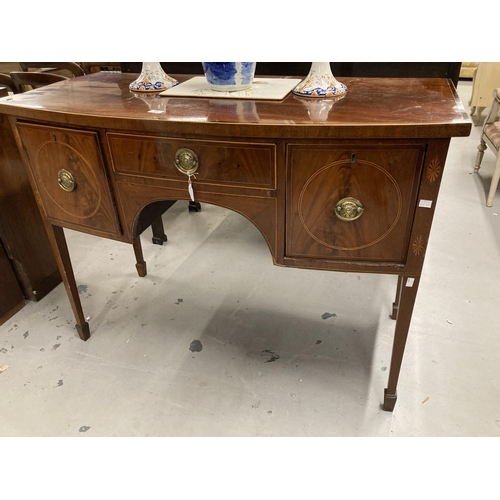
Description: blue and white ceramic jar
xmin=202 ymin=62 xmax=256 ymax=92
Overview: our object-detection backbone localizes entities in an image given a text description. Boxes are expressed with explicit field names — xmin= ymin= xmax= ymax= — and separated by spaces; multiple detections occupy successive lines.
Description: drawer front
xmin=17 ymin=123 xmax=121 ymax=236
xmin=107 ymin=133 xmax=276 ymax=190
xmin=286 ymin=144 xmax=425 ymax=262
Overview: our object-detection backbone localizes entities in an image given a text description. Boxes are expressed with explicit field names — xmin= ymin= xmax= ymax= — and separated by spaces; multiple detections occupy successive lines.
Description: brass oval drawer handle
xmin=174 ymin=148 xmax=199 ymax=175
xmin=335 ymin=197 xmax=364 ymax=221
xmin=57 ymin=169 xmax=76 ymax=192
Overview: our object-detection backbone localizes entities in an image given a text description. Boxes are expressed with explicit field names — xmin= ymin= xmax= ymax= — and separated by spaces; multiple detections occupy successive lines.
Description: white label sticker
xmin=406 ymin=278 xmax=415 ymax=287
xmin=188 ymin=176 xmax=195 ymax=202
xmin=419 ymin=199 xmax=433 ymax=208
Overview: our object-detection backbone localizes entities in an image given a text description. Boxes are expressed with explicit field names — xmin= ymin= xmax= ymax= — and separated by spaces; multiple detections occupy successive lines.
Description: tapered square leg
xmin=151 ymin=216 xmax=168 ymax=245
xmin=44 ymin=223 xmax=91 ymax=340
xmin=384 ymin=275 xmax=420 ymax=412
xmin=383 ymin=389 xmax=397 ymax=412
xmin=76 ymin=322 xmax=90 ymax=341
xmin=188 ymin=201 xmax=201 ymax=212
xmin=132 ymin=237 xmax=147 ymax=277
xmin=391 ymin=275 xmax=403 ymax=320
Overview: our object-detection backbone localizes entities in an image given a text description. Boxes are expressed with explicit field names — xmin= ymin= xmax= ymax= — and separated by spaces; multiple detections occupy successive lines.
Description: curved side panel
xmin=115 ymin=181 xmax=279 ymax=264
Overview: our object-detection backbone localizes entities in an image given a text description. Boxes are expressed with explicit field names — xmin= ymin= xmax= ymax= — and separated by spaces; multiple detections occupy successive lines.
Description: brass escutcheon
xmin=57 ymin=169 xmax=76 ymax=192
xmin=335 ymin=197 xmax=364 ymax=221
xmin=174 ymin=148 xmax=199 ymax=175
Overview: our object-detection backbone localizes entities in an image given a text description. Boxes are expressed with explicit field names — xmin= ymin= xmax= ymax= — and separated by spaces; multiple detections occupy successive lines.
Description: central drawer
xmin=107 ymin=133 xmax=276 ymax=190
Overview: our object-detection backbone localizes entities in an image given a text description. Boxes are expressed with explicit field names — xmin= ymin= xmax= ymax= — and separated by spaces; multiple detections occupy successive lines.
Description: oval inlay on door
xmin=298 ymin=159 xmax=402 ymax=251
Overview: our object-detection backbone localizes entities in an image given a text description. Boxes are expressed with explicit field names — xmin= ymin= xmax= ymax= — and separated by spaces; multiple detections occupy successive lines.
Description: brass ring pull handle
xmin=335 ymin=197 xmax=364 ymax=221
xmin=57 ymin=169 xmax=76 ymax=192
xmin=174 ymin=148 xmax=199 ymax=175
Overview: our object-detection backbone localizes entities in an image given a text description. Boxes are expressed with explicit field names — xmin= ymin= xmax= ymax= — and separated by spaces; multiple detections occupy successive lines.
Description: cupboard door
xmin=17 ymin=123 xmax=121 ymax=237
xmin=286 ymin=144 xmax=425 ymax=263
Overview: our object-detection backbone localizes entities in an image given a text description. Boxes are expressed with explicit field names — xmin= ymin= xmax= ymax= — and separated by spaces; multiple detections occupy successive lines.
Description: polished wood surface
xmin=0 ymin=72 xmax=472 ymax=411
xmin=0 ymin=73 xmax=470 ymax=138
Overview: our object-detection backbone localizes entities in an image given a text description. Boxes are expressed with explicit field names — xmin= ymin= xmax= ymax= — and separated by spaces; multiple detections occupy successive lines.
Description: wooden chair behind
xmin=0 ymin=73 xmax=19 ymax=97
xmin=82 ymin=62 xmax=121 ymax=74
xmin=19 ymin=62 xmax=84 ymax=78
xmin=10 ymin=71 xmax=69 ymax=93
xmin=474 ymin=89 xmax=500 ymax=206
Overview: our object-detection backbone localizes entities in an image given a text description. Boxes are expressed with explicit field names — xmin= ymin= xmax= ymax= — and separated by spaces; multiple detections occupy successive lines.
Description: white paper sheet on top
xmin=159 ymin=76 xmax=302 ymax=100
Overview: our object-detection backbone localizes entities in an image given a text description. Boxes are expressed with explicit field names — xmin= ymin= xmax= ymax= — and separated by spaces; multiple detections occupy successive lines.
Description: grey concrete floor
xmin=1 ymin=81 xmax=499 ymax=439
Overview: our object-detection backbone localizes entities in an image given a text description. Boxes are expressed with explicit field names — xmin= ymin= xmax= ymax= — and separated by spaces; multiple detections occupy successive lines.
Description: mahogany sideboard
xmin=0 ymin=73 xmax=471 ymax=411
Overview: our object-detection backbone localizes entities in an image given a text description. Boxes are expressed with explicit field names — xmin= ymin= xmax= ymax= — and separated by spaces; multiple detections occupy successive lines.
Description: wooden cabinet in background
xmin=0 ymin=114 xmax=61 ymax=311
xmin=468 ymin=63 xmax=500 ymax=125
xmin=0 ymin=239 xmax=25 ymax=325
